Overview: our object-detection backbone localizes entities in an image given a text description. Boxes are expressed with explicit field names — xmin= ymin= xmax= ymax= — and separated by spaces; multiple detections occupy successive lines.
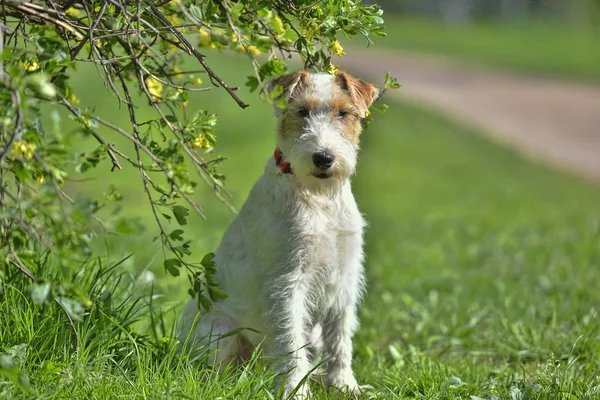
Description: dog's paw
xmin=324 ymin=372 xmax=362 ymax=396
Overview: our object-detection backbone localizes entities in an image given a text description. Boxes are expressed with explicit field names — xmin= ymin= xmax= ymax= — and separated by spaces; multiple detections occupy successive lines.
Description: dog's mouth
xmin=311 ymin=172 xmax=331 ymax=179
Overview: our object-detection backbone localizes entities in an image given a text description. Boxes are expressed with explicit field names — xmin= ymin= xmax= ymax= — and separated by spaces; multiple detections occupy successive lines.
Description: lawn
xmin=2 ymin=51 xmax=600 ymax=399
xmin=356 ymin=15 xmax=600 ymax=81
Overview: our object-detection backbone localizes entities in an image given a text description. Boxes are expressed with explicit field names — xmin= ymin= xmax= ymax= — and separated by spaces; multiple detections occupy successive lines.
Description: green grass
xmin=359 ymin=15 xmax=600 ymax=81
xmin=2 ymin=51 xmax=600 ymax=398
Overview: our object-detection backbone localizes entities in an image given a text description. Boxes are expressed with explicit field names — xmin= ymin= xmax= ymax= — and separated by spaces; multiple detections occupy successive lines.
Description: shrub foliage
xmin=0 ymin=0 xmax=397 ymax=335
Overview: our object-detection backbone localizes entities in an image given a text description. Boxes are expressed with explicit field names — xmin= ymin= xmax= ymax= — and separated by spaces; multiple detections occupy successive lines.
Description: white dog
xmin=179 ymin=70 xmax=379 ymax=398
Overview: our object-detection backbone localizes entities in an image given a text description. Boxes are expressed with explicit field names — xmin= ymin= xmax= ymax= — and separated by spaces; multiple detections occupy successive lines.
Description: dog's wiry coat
xmin=179 ymin=71 xmax=379 ymax=398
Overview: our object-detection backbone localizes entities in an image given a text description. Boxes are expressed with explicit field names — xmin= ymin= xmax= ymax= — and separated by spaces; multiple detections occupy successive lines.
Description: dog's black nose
xmin=312 ymin=152 xmax=335 ymax=169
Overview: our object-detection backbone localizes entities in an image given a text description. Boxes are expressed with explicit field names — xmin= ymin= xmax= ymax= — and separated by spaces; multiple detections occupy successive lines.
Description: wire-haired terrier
xmin=179 ymin=70 xmax=379 ymax=398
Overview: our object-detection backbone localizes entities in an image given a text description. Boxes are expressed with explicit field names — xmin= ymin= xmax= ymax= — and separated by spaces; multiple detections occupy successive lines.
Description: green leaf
xmin=189 ymin=4 xmax=203 ymax=21
xmin=29 ymin=282 xmax=50 ymax=305
xmin=160 ymin=115 xmax=178 ymax=127
xmin=275 ymin=98 xmax=288 ymax=110
xmin=197 ymin=293 xmax=212 ymax=310
xmin=56 ymin=297 xmax=84 ymax=321
xmin=41 ymin=360 xmax=67 ymax=373
xmin=11 ymin=161 xmax=31 ymax=182
xmin=245 ymin=76 xmax=259 ymax=92
xmin=448 ymin=376 xmax=462 ymax=387
xmin=114 ymin=218 xmax=142 ymax=235
xmin=104 ymin=184 xmax=123 ymax=201
xmin=268 ymin=85 xmax=284 ymax=100
xmin=169 ymin=229 xmax=184 ymax=241
xmin=200 ymin=252 xmax=215 ymax=269
xmin=0 ymin=355 xmax=31 ymax=393
xmin=6 ymin=344 xmax=27 ymax=364
xmin=24 ymin=73 xmax=57 ymax=98
xmin=208 ymin=285 xmax=228 ymax=301
xmin=75 ymin=161 xmax=92 ymax=174
xmin=384 ymin=71 xmax=401 ymax=90
xmin=172 ymin=205 xmax=189 ymax=226
xmin=164 ymin=258 xmax=182 ymax=276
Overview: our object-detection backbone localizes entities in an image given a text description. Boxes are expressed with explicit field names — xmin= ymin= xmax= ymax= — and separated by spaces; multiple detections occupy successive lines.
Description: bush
xmin=0 ymin=0 xmax=393 ymax=313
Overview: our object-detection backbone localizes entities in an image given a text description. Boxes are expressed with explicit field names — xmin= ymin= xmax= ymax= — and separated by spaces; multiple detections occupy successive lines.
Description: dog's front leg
xmin=268 ymin=273 xmax=312 ymax=398
xmin=320 ymin=235 xmax=363 ymax=394
xmin=320 ymin=297 xmax=361 ymax=394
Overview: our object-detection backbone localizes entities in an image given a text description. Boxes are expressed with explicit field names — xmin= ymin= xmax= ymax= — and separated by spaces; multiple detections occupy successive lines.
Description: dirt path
xmin=340 ymin=49 xmax=600 ymax=182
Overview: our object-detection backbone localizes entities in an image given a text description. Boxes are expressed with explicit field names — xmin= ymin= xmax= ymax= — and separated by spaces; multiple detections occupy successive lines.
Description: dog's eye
xmin=298 ymin=108 xmax=310 ymax=118
xmin=338 ymin=110 xmax=349 ymax=118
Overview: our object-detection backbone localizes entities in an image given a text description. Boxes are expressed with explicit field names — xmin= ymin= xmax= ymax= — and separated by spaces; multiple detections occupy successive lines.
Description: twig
xmin=0 ymin=25 xmax=22 ymax=167
xmin=145 ymin=0 xmax=249 ymax=109
xmin=114 ymin=70 xmax=204 ymax=273
xmin=221 ymin=0 xmax=265 ymax=97
xmin=0 ymin=88 xmax=23 ymax=167
xmin=68 ymin=0 xmax=106 ymax=58
xmin=9 ymin=257 xmax=36 ymax=282
xmin=137 ymin=70 xmax=236 ymax=212
xmin=59 ymin=99 xmax=122 ymax=171
xmin=10 ymin=3 xmax=84 ymax=40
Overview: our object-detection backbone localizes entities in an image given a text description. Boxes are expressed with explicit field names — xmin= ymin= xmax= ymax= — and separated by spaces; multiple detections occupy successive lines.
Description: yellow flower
xmin=23 ymin=60 xmax=40 ymax=72
xmin=194 ymin=77 xmax=203 ymax=85
xmin=246 ymin=45 xmax=260 ymax=57
xmin=272 ymin=16 xmax=285 ymax=35
xmin=193 ymin=135 xmax=211 ymax=149
xmin=166 ymin=14 xmax=182 ymax=26
xmin=173 ymin=66 xmax=184 ymax=78
xmin=365 ymin=109 xmax=371 ymax=117
xmin=199 ymin=28 xmax=212 ymax=48
xmin=175 ymin=88 xmax=188 ymax=108
xmin=145 ymin=76 xmax=163 ymax=101
xmin=67 ymin=91 xmax=80 ymax=106
xmin=327 ymin=63 xmax=339 ymax=75
xmin=330 ymin=40 xmax=345 ymax=57
xmin=302 ymin=18 xmax=320 ymax=40
xmin=37 ymin=175 xmax=45 ymax=184
xmin=10 ymin=141 xmax=36 ymax=160
xmin=65 ymin=7 xmax=81 ymax=17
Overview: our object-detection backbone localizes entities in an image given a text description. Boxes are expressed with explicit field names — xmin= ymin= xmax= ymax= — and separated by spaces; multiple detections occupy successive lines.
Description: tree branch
xmin=145 ymin=0 xmax=249 ymax=109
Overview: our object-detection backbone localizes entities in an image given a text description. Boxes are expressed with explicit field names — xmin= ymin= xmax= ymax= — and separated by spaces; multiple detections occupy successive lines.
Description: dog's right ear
xmin=266 ymin=71 xmax=309 ymax=116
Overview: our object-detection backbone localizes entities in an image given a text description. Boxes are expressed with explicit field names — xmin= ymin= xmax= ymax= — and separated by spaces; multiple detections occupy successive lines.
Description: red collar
xmin=274 ymin=148 xmax=293 ymax=174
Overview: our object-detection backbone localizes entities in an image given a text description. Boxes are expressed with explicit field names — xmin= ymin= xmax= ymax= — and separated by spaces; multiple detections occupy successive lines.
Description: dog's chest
xmin=290 ymin=193 xmax=363 ymax=276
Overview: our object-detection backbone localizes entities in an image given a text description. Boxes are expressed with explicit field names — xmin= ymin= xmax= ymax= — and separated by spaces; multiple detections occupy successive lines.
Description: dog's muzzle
xmin=312 ymin=151 xmax=335 ymax=169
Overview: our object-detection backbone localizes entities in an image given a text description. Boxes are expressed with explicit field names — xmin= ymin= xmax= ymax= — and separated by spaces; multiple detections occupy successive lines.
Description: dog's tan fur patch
xmin=334 ymin=72 xmax=379 ymax=115
xmin=268 ymin=70 xmax=310 ymax=101
xmin=273 ymin=71 xmax=378 ymax=145
xmin=328 ymin=94 xmax=362 ymax=145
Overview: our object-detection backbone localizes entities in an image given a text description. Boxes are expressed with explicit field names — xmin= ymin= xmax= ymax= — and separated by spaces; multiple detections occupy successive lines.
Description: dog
xmin=179 ymin=70 xmax=379 ymax=398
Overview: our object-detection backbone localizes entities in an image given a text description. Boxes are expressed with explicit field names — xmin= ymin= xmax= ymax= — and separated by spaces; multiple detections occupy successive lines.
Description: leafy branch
xmin=0 ymin=0 xmax=389 ymax=314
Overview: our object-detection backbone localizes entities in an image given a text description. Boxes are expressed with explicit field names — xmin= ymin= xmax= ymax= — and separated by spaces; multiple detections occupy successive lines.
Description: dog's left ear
xmin=335 ymin=72 xmax=380 ymax=117
xmin=266 ymin=71 xmax=309 ymax=116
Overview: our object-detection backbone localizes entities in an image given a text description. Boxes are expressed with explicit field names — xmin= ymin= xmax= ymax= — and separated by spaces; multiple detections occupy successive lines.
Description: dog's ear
xmin=266 ymin=71 xmax=309 ymax=116
xmin=335 ymin=72 xmax=379 ymax=117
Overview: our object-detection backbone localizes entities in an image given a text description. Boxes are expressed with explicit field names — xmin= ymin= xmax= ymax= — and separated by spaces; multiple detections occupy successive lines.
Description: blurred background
xmin=375 ymin=0 xmax=600 ymax=26
xmin=59 ymin=0 xmax=600 ymax=336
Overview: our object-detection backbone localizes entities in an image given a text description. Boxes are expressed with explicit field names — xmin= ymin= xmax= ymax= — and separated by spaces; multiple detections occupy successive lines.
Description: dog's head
xmin=267 ymin=71 xmax=379 ymax=192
